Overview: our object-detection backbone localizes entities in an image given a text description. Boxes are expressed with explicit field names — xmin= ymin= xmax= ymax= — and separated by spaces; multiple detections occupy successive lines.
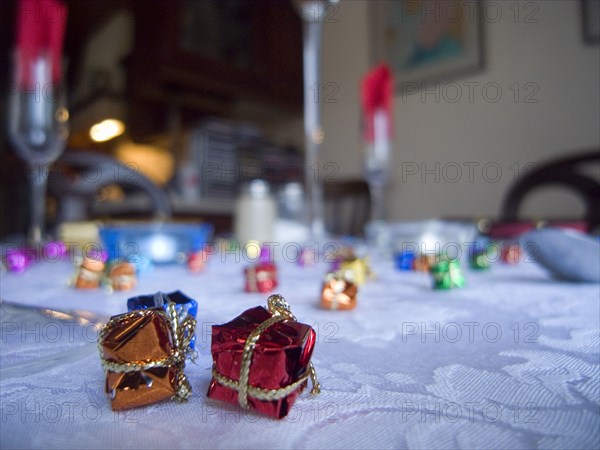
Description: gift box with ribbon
xmin=244 ymin=262 xmax=278 ymax=293
xmin=430 ymin=259 xmax=466 ymax=290
xmin=98 ymin=302 xmax=196 ymax=410
xmin=127 ymin=291 xmax=198 ymax=349
xmin=339 ymin=257 xmax=372 ymax=286
xmin=207 ymin=295 xmax=320 ymax=419
xmin=74 ymin=256 xmax=105 ymax=289
xmin=108 ymin=261 xmax=137 ymax=291
xmin=413 ymin=254 xmax=436 ymax=272
xmin=501 ymin=242 xmax=522 ymax=264
xmin=321 ymin=271 xmax=358 ymax=310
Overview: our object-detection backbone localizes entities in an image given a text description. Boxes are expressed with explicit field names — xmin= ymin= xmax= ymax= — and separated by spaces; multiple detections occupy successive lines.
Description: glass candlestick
xmin=8 ymin=51 xmax=68 ymax=244
xmin=294 ymin=0 xmax=339 ymax=243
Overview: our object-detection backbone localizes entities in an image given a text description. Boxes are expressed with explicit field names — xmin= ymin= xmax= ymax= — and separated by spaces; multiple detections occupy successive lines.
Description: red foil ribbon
xmin=16 ymin=0 xmax=67 ymax=87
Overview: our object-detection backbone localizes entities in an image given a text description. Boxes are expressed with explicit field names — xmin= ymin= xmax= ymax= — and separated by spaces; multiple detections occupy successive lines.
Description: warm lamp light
xmin=89 ymin=119 xmax=125 ymax=142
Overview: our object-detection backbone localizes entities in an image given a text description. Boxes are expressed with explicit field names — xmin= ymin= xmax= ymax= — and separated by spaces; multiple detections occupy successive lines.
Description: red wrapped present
xmin=98 ymin=302 xmax=196 ymax=410
xmin=501 ymin=242 xmax=522 ymax=264
xmin=188 ymin=249 xmax=208 ymax=273
xmin=207 ymin=294 xmax=320 ymax=419
xmin=244 ymin=262 xmax=278 ymax=293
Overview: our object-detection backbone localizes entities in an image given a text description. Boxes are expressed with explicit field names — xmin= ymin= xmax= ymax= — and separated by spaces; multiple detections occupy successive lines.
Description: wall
xmin=74 ymin=10 xmax=134 ymax=103
xmin=319 ymin=0 xmax=600 ymax=221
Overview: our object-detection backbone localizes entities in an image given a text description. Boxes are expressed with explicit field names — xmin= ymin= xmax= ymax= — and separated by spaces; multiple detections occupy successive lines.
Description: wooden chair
xmin=500 ymin=151 xmax=600 ymax=231
xmin=323 ymin=179 xmax=371 ymax=236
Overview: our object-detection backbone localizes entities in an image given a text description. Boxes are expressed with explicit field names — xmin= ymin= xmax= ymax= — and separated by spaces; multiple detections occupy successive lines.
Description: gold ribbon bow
xmin=98 ymin=294 xmax=197 ymax=402
xmin=212 ymin=294 xmax=320 ymax=409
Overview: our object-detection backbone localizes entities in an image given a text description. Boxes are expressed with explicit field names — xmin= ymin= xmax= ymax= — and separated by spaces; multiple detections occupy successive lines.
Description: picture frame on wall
xmin=581 ymin=0 xmax=600 ymax=44
xmin=370 ymin=0 xmax=484 ymax=92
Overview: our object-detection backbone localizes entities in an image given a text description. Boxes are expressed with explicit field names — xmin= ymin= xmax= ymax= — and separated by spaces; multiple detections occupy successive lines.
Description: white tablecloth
xmin=1 ymin=255 xmax=599 ymax=449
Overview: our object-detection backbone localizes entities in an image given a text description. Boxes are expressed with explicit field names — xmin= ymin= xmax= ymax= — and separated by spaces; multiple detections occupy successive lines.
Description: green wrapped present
xmin=430 ymin=259 xmax=465 ymax=289
xmin=469 ymin=249 xmax=491 ymax=270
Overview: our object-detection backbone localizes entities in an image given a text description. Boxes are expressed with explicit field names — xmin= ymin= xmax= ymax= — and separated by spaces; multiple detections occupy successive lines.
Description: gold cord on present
xmin=212 ymin=294 xmax=320 ymax=409
xmin=98 ymin=294 xmax=197 ymax=402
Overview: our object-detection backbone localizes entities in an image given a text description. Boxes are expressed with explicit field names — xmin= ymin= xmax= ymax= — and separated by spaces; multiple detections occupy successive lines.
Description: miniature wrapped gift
xmin=469 ymin=246 xmax=492 ymax=270
xmin=321 ymin=271 xmax=358 ymax=310
xmin=430 ymin=259 xmax=466 ymax=289
xmin=75 ymin=256 xmax=105 ymax=289
xmin=98 ymin=303 xmax=196 ymax=411
xmin=501 ymin=242 xmax=522 ymax=264
xmin=5 ymin=248 xmax=33 ymax=274
xmin=187 ymin=248 xmax=209 ymax=272
xmin=108 ymin=261 xmax=137 ymax=291
xmin=413 ymin=254 xmax=436 ymax=272
xmin=328 ymin=246 xmax=356 ymax=271
xmin=127 ymin=291 xmax=198 ymax=349
xmin=43 ymin=241 xmax=68 ymax=260
xmin=298 ymin=247 xmax=317 ymax=267
xmin=339 ymin=257 xmax=372 ymax=285
xmin=207 ymin=294 xmax=320 ymax=419
xmin=395 ymin=250 xmax=416 ymax=271
xmin=244 ymin=262 xmax=278 ymax=293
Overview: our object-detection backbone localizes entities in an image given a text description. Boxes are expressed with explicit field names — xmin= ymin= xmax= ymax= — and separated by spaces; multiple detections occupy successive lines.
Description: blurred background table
xmin=1 ymin=256 xmax=598 ymax=449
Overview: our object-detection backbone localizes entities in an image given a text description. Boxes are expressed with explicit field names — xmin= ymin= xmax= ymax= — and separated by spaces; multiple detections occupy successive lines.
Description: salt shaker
xmin=234 ymin=180 xmax=276 ymax=247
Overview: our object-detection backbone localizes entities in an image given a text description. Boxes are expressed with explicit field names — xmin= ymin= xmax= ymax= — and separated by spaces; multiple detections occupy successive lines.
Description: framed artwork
xmin=581 ymin=0 xmax=600 ymax=44
xmin=370 ymin=0 xmax=484 ymax=92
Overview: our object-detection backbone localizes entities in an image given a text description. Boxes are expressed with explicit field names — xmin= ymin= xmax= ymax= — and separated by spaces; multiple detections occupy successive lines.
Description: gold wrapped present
xmin=339 ymin=257 xmax=372 ymax=286
xmin=108 ymin=262 xmax=137 ymax=291
xmin=74 ymin=257 xmax=105 ymax=289
xmin=413 ymin=254 xmax=436 ymax=272
xmin=98 ymin=302 xmax=196 ymax=410
xmin=321 ymin=272 xmax=358 ymax=310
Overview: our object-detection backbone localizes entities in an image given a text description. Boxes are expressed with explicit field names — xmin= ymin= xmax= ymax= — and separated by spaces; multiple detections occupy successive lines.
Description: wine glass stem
xmin=28 ymin=163 xmax=49 ymax=244
xmin=303 ymin=19 xmax=326 ymax=242
xmin=371 ymin=184 xmax=386 ymax=221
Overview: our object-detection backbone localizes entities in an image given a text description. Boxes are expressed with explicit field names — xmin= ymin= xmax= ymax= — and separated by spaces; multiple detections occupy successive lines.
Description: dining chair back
xmin=500 ymin=151 xmax=600 ymax=231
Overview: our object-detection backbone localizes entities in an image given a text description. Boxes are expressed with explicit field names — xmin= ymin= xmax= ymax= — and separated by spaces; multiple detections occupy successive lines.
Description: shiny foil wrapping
xmin=469 ymin=249 xmax=491 ymax=270
xmin=207 ymin=305 xmax=316 ymax=419
xmin=108 ymin=262 xmax=137 ymax=291
xmin=75 ymin=257 xmax=105 ymax=289
xmin=244 ymin=262 xmax=278 ymax=293
xmin=501 ymin=243 xmax=521 ymax=264
xmin=339 ymin=257 xmax=371 ymax=286
xmin=127 ymin=291 xmax=198 ymax=350
xmin=5 ymin=248 xmax=33 ymax=273
xmin=413 ymin=254 xmax=435 ymax=272
xmin=187 ymin=249 xmax=208 ymax=272
xmin=430 ymin=259 xmax=466 ymax=289
xmin=321 ymin=273 xmax=358 ymax=310
xmin=100 ymin=309 xmax=179 ymax=410
xmin=395 ymin=251 xmax=416 ymax=271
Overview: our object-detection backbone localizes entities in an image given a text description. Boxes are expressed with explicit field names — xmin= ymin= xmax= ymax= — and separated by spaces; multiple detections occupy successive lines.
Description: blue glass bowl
xmin=99 ymin=222 xmax=213 ymax=264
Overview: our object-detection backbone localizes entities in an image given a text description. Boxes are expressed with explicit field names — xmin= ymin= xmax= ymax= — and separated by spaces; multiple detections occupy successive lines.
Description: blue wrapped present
xmin=395 ymin=251 xmax=416 ymax=271
xmin=127 ymin=291 xmax=198 ymax=349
